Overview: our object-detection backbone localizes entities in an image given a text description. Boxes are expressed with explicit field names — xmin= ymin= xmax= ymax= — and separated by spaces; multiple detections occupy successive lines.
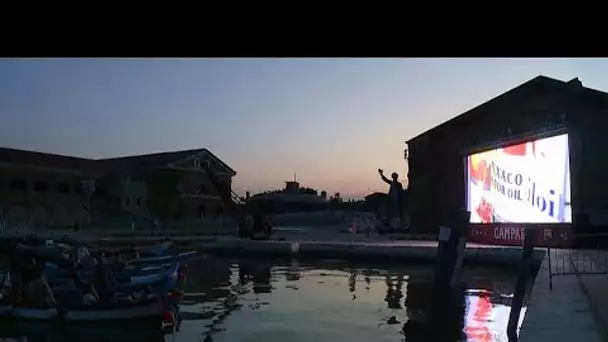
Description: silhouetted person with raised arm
xmin=378 ymin=169 xmax=403 ymax=229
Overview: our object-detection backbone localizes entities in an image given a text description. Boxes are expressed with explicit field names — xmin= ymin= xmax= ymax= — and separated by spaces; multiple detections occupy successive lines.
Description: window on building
xmin=125 ymin=197 xmax=130 ymax=207
xmin=55 ymin=183 xmax=69 ymax=194
xmin=74 ymin=183 xmax=83 ymax=194
xmin=10 ymin=180 xmax=27 ymax=192
xmin=136 ymin=198 xmax=141 ymax=207
xmin=175 ymin=204 xmax=184 ymax=220
xmin=33 ymin=181 xmax=49 ymax=193
xmin=95 ymin=186 xmax=105 ymax=196
xmin=194 ymin=158 xmax=201 ymax=169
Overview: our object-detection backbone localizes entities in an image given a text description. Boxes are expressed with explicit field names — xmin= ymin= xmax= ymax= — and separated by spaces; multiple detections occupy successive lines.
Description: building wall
xmin=564 ymin=101 xmax=608 ymax=225
xmin=89 ymin=175 xmax=123 ymax=220
xmin=123 ymin=168 xmax=232 ymax=227
xmin=0 ymin=164 xmax=91 ymax=228
xmin=176 ymin=170 xmax=227 ymax=220
xmin=0 ymin=162 xmax=235 ymax=230
xmin=120 ymin=176 xmax=149 ymax=217
xmin=407 ymin=81 xmax=608 ymax=231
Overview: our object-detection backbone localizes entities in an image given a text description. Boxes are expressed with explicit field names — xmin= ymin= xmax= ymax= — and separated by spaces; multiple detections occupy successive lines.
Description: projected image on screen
xmin=466 ymin=134 xmax=572 ymax=224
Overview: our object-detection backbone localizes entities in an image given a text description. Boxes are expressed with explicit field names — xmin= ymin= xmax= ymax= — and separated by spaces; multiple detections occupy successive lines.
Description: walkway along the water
xmin=519 ymin=249 xmax=604 ymax=342
xmin=198 ymin=239 xmax=542 ymax=268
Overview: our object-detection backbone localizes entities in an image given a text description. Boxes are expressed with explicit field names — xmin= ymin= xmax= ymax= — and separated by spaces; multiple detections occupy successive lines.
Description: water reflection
xmin=176 ymin=257 xmax=524 ymax=342
xmin=239 ymin=260 xmax=272 ymax=294
xmin=0 ymin=257 xmax=525 ymax=342
xmin=348 ymin=270 xmax=356 ymax=293
xmin=384 ymin=273 xmax=405 ymax=309
xmin=285 ymin=260 xmax=301 ymax=282
xmin=362 ymin=270 xmax=371 ymax=292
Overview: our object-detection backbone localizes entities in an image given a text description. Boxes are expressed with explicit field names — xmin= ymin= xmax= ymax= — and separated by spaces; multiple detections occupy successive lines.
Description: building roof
xmin=406 ymin=75 xmax=608 ymax=144
xmin=0 ymin=147 xmax=236 ymax=175
xmin=0 ymin=147 xmax=98 ymax=171
xmin=99 ymin=148 xmax=237 ymax=175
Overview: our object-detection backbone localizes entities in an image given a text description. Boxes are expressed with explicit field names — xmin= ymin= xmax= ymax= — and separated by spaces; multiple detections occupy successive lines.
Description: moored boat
xmin=0 ymin=244 xmax=180 ymax=329
xmin=0 ymin=322 xmax=169 ymax=342
xmin=115 ymin=262 xmax=182 ymax=293
xmin=0 ymin=296 xmax=164 ymax=322
xmin=43 ymin=259 xmax=185 ymax=293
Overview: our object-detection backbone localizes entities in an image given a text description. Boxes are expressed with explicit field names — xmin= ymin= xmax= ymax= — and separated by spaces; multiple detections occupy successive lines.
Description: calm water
xmin=0 ymin=256 xmax=527 ymax=342
xmin=174 ymin=256 xmax=525 ymax=342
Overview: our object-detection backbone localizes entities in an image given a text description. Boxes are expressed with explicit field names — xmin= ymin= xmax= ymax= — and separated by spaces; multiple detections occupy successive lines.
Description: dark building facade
xmin=406 ymin=76 xmax=608 ymax=233
xmin=0 ymin=147 xmax=237 ymax=230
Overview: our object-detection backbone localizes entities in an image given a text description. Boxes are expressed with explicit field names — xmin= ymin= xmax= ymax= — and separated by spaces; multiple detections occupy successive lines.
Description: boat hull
xmin=0 ymin=323 xmax=167 ymax=342
xmin=0 ymin=298 xmax=166 ymax=323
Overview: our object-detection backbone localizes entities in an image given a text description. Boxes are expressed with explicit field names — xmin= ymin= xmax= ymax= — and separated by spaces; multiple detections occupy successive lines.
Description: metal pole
xmin=547 ymin=245 xmax=553 ymax=291
xmin=428 ymin=209 xmax=470 ymax=341
xmin=507 ymin=224 xmax=537 ymax=341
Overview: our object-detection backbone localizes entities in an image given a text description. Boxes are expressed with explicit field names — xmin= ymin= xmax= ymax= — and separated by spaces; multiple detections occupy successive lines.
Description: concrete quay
xmin=0 ymin=225 xmax=540 ymax=267
xmin=519 ymin=249 xmax=604 ymax=342
xmin=0 ymin=228 xmax=224 ymax=246
xmin=198 ymin=239 xmax=544 ymax=268
xmin=0 ymin=226 xmax=451 ymax=247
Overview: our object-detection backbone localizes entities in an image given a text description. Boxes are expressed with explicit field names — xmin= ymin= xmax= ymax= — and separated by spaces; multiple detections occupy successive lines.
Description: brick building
xmin=0 ymin=147 xmax=236 ymax=230
xmin=406 ymin=76 xmax=608 ymax=233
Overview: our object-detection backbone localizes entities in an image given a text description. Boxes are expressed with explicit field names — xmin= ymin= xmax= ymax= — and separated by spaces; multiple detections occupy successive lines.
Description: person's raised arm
xmin=378 ymin=169 xmax=391 ymax=185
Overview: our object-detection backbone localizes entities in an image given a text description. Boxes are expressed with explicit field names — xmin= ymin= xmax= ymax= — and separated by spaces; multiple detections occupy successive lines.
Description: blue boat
xmin=0 ymin=244 xmax=180 ymax=328
xmin=140 ymin=241 xmax=174 ymax=257
xmin=89 ymin=241 xmax=175 ymax=259
xmin=115 ymin=261 xmax=181 ymax=294
xmin=124 ymin=250 xmax=197 ymax=266
xmin=43 ymin=245 xmax=196 ymax=285
xmin=44 ymin=259 xmax=183 ymax=294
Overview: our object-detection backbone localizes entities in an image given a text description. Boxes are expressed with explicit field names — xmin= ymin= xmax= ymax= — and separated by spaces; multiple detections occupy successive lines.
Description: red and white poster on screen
xmin=465 ymin=134 xmax=572 ymax=247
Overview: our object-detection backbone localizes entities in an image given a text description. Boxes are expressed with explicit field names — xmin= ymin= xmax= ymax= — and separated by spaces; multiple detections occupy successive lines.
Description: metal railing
xmin=547 ymin=233 xmax=608 ymax=290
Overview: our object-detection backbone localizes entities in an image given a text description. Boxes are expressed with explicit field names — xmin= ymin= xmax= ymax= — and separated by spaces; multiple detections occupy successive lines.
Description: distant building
xmin=364 ymin=192 xmax=389 ymax=215
xmin=0 ymin=147 xmax=236 ymax=229
xmin=284 ymin=180 xmax=300 ymax=194
xmin=247 ymin=178 xmax=327 ymax=214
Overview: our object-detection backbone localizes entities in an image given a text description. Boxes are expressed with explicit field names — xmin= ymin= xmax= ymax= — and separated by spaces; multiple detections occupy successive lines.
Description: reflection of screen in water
xmin=465 ymin=134 xmax=572 ymax=224
xmin=463 ymin=291 xmax=526 ymax=342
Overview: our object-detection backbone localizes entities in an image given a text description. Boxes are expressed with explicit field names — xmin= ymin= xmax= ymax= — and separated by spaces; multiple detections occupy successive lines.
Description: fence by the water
xmin=546 ymin=233 xmax=608 ymax=291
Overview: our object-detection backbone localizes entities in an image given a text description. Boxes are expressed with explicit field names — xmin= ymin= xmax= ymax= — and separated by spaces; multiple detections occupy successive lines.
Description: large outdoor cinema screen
xmin=466 ymin=133 xmax=572 ymax=224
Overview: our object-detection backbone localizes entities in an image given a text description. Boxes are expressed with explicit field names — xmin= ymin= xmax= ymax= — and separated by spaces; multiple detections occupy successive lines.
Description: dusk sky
xmin=1 ymin=58 xmax=607 ymax=199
